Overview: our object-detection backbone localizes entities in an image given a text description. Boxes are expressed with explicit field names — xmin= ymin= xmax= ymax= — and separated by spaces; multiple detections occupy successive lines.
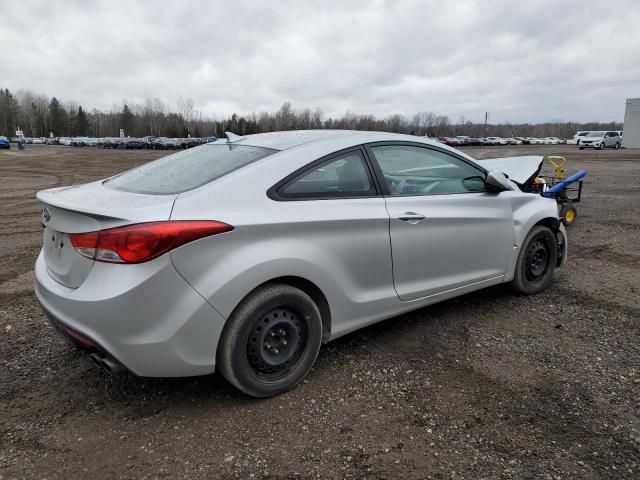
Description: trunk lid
xmin=37 ymin=181 xmax=176 ymax=288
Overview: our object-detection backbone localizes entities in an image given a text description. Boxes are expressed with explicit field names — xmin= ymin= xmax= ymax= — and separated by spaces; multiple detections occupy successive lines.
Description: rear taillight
xmin=69 ymin=221 xmax=233 ymax=264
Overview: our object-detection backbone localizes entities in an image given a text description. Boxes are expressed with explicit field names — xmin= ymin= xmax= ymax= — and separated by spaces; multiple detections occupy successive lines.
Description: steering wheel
xmin=395 ymin=178 xmax=422 ymax=194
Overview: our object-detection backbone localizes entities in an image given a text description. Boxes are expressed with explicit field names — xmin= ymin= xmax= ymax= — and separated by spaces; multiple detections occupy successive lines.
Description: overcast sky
xmin=2 ymin=0 xmax=639 ymax=123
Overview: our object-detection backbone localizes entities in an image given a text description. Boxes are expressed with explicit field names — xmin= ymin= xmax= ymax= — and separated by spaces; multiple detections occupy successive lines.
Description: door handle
xmin=398 ymin=212 xmax=426 ymax=222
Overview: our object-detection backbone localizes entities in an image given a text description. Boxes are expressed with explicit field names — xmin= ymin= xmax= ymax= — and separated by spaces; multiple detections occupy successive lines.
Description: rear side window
xmin=105 ymin=144 xmax=276 ymax=194
xmin=278 ymin=150 xmax=376 ymax=199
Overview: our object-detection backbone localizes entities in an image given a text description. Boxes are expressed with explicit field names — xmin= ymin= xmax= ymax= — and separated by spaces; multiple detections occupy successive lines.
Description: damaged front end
xmin=476 ymin=155 xmax=570 ymax=268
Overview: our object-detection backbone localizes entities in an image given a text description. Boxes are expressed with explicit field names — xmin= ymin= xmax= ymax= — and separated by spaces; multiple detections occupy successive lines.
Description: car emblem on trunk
xmin=42 ymin=207 xmax=51 ymax=222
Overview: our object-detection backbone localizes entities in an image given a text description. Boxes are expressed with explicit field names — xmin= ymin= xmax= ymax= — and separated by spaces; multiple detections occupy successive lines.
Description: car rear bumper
xmin=34 ymin=250 xmax=227 ymax=377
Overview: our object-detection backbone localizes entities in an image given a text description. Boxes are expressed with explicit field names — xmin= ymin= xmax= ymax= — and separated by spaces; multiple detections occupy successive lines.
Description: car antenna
xmin=225 ymin=132 xmax=247 ymax=143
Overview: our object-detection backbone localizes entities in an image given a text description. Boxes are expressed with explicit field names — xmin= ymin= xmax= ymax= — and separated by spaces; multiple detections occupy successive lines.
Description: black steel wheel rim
xmin=246 ymin=306 xmax=306 ymax=380
xmin=525 ymin=239 xmax=550 ymax=281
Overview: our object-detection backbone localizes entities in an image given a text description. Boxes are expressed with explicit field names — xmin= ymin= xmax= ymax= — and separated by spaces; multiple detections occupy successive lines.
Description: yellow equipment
xmin=547 ymin=156 xmax=567 ymax=179
xmin=544 ymin=156 xmax=581 ymax=227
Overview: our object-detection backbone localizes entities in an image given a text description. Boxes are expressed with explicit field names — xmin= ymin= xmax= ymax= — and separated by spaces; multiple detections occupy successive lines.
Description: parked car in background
xmin=437 ymin=137 xmax=461 ymax=147
xmin=34 ymin=130 xmax=568 ymax=397
xmin=578 ymin=131 xmax=621 ymax=150
xmin=485 ymin=137 xmax=507 ymax=145
xmin=527 ymin=138 xmax=543 ymax=145
xmin=0 ymin=136 xmax=10 ymax=149
xmin=543 ymin=137 xmax=561 ymax=145
xmin=123 ymin=138 xmax=146 ymax=149
xmin=567 ymin=131 xmax=590 ymax=145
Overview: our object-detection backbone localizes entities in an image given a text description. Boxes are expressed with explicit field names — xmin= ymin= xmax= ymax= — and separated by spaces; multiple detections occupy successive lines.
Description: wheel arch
xmin=508 ymin=200 xmax=565 ymax=281
xmin=533 ymin=216 xmax=560 ymax=233
xmin=533 ymin=216 xmax=566 ymax=268
xmin=224 ymin=275 xmax=332 ymax=344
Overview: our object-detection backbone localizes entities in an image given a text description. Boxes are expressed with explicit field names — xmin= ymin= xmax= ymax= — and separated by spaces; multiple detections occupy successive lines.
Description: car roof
xmin=211 ymin=129 xmax=442 ymax=151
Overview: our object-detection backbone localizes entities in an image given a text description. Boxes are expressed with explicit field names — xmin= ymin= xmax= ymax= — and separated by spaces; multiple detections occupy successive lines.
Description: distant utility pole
xmin=484 ymin=112 xmax=489 ymax=139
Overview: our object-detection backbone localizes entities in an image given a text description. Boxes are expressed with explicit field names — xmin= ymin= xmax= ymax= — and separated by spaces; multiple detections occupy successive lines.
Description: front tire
xmin=599 ymin=142 xmax=605 ymax=150
xmin=511 ymin=225 xmax=557 ymax=294
xmin=217 ymin=284 xmax=323 ymax=398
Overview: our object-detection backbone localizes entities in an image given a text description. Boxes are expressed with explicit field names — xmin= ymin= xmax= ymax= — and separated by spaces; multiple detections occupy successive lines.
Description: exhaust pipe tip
xmin=101 ymin=356 xmax=125 ymax=375
xmin=89 ymin=352 xmax=106 ymax=370
xmin=90 ymin=353 xmax=125 ymax=375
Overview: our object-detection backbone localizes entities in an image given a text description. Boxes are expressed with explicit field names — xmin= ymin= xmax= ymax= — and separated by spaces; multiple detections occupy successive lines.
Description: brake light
xmin=69 ymin=221 xmax=233 ymax=264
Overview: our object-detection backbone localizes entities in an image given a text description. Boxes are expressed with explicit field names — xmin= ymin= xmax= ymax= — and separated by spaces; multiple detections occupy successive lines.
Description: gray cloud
xmin=2 ymin=0 xmax=639 ymax=122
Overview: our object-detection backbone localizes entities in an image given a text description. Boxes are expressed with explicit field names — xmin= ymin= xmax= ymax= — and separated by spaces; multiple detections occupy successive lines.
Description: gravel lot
xmin=1 ymin=144 xmax=639 ymax=479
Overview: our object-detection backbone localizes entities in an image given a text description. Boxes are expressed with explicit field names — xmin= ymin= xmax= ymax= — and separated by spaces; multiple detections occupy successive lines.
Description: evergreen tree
xmin=121 ymin=104 xmax=135 ymax=136
xmin=74 ymin=106 xmax=89 ymax=135
xmin=48 ymin=97 xmax=67 ymax=136
xmin=0 ymin=89 xmax=19 ymax=137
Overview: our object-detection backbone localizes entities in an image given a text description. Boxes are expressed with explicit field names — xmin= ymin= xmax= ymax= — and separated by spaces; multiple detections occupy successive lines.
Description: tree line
xmin=0 ymin=87 xmax=622 ymax=140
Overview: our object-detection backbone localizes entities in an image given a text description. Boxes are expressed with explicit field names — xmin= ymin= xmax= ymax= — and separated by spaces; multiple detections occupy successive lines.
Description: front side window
xmin=369 ymin=145 xmax=485 ymax=196
xmin=106 ymin=144 xmax=277 ymax=194
xmin=279 ymin=150 xmax=375 ymax=198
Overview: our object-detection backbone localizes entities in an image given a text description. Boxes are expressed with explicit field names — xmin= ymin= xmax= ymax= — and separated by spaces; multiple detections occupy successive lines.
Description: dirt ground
xmin=0 ymin=144 xmax=638 ymax=479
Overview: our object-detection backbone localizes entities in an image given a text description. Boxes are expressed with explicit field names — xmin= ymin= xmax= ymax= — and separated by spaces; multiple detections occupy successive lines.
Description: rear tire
xmin=511 ymin=225 xmax=557 ymax=295
xmin=579 ymin=147 xmax=584 ymax=150
xmin=217 ymin=284 xmax=323 ymax=398
xmin=614 ymin=142 xmax=620 ymax=149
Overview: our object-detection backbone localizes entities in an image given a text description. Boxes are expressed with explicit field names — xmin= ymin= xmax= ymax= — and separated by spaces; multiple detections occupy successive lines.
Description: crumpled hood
xmin=476 ymin=156 xmax=543 ymax=185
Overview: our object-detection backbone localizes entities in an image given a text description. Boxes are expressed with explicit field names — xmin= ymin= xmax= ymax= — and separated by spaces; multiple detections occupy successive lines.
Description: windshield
xmin=586 ymin=131 xmax=605 ymax=137
xmin=106 ymin=143 xmax=277 ymax=194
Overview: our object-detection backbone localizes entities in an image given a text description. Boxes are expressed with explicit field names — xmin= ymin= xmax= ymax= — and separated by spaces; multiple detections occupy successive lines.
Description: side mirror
xmin=485 ymin=171 xmax=514 ymax=192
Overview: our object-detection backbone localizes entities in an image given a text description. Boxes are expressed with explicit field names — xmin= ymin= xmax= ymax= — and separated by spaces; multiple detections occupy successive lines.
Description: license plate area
xmin=42 ymin=226 xmax=94 ymax=288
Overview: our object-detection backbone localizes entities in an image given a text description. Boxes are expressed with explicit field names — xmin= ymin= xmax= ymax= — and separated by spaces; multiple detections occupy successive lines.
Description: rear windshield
xmin=105 ymin=144 xmax=277 ymax=194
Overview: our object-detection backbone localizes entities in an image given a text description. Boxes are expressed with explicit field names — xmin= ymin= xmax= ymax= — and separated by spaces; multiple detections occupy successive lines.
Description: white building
xmin=622 ymin=98 xmax=640 ymax=148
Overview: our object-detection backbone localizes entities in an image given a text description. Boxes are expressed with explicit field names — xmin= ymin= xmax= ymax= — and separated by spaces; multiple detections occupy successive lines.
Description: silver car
xmin=578 ymin=131 xmax=621 ymax=150
xmin=35 ymin=130 xmax=567 ymax=397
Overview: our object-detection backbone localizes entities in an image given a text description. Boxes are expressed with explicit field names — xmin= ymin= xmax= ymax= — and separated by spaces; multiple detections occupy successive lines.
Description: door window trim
xmin=362 ymin=141 xmax=489 ymax=197
xmin=267 ymin=146 xmax=382 ymax=201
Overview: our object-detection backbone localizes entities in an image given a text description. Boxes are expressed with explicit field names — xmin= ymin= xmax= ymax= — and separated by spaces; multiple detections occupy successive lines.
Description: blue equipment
xmin=543 ymin=170 xmax=586 ymax=198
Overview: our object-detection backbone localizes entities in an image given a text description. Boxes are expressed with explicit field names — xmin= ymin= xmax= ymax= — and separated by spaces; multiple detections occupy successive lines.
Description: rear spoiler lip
xmin=36 ymin=187 xmax=125 ymax=221
xmin=35 ymin=181 xmax=178 ymax=224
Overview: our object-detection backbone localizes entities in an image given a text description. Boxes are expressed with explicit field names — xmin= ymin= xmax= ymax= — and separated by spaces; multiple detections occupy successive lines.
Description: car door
xmin=366 ymin=142 xmax=515 ymax=302
xmin=267 ymin=146 xmax=395 ymax=308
